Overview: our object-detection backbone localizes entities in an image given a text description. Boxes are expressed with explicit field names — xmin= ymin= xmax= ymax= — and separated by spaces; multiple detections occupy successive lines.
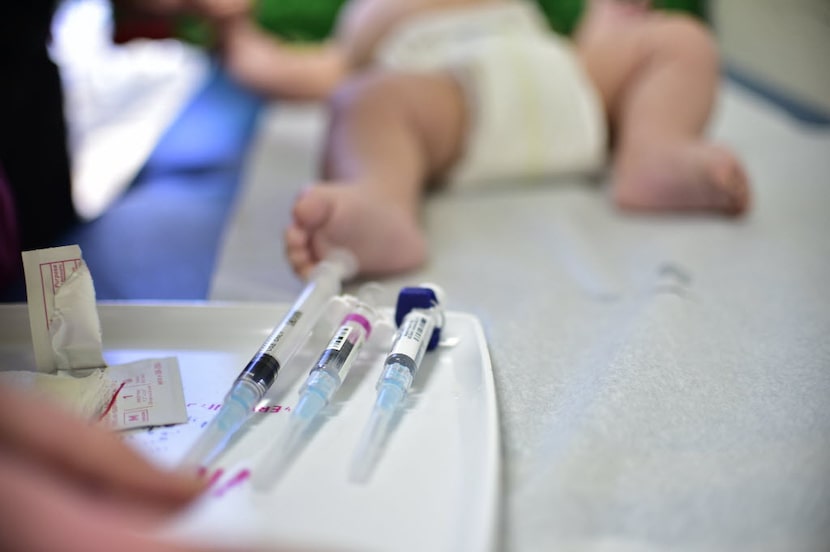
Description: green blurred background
xmin=175 ymin=0 xmax=706 ymax=46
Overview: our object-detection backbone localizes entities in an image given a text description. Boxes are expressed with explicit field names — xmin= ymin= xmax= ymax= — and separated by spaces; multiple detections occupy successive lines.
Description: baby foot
xmin=612 ymin=141 xmax=751 ymax=215
xmin=284 ymin=183 xmax=427 ymax=278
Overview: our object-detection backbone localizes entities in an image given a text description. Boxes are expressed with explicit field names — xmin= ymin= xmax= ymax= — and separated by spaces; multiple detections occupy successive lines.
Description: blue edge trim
xmin=726 ymin=64 xmax=830 ymax=127
xmin=0 ymin=63 xmax=826 ymax=302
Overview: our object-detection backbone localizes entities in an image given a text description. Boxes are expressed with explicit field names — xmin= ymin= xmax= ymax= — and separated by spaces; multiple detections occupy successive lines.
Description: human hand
xmin=0 ymin=382 xmax=205 ymax=514
xmin=0 ymin=382 xmax=213 ymax=550
xmin=0 ymin=382 xmax=326 ymax=551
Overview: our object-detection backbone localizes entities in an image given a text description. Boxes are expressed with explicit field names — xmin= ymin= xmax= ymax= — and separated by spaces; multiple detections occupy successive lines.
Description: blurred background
xmin=711 ymin=0 xmax=830 ymax=117
xmin=0 ymin=0 xmax=827 ymax=301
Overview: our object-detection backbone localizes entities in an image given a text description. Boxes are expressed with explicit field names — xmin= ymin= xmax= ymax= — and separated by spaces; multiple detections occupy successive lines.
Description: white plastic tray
xmin=0 ymin=302 xmax=500 ymax=552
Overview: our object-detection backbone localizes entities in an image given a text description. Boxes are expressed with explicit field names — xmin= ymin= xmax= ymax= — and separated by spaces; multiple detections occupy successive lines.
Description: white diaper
xmin=376 ymin=1 xmax=608 ymax=187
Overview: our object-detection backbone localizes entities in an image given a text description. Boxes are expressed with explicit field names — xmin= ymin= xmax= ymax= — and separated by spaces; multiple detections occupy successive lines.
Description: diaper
xmin=376 ymin=1 xmax=607 ymax=187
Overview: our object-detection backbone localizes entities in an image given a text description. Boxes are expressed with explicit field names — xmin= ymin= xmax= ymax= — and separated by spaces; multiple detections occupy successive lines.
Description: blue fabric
xmin=0 ymin=64 xmax=264 ymax=301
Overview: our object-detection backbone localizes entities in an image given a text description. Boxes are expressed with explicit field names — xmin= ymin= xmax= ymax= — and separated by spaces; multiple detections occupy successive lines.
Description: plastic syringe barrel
xmin=347 ymin=312 xmax=438 ymax=483
xmin=349 ymin=286 xmax=444 ymax=482
xmin=376 ymin=307 xmax=438 ymax=395
xmin=237 ymin=257 xmax=348 ymax=394
xmin=252 ymin=285 xmax=381 ymax=490
xmin=179 ymin=378 xmax=261 ymax=469
xmin=296 ymin=284 xmax=381 ymax=409
xmin=180 ymin=252 xmax=355 ymax=469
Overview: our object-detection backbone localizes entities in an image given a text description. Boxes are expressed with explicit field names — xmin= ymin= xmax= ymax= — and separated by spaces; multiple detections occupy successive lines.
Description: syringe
xmin=179 ymin=250 xmax=357 ymax=470
xmin=349 ymin=285 xmax=445 ymax=483
xmin=252 ymin=283 xmax=384 ymax=490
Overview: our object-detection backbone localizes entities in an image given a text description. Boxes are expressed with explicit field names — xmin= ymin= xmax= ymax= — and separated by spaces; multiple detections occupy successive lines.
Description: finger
xmin=0 ymin=449 xmax=264 ymax=552
xmin=0 ymin=384 xmax=205 ymax=508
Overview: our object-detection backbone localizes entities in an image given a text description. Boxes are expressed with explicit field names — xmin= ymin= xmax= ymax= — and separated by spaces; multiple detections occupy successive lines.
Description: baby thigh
xmin=326 ymin=69 xmax=469 ymax=182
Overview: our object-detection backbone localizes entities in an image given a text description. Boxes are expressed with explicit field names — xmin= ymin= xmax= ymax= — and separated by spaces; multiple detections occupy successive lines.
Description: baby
xmin=229 ymin=0 xmax=751 ymax=278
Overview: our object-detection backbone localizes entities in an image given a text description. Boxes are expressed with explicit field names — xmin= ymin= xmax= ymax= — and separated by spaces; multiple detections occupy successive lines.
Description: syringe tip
xmin=375 ymin=382 xmax=405 ymax=412
xmin=348 ymin=450 xmax=374 ymax=484
xmin=349 ymin=387 xmax=402 ymax=484
xmin=179 ymin=423 xmax=229 ymax=471
xmin=349 ymin=409 xmax=392 ymax=483
xmin=294 ymin=390 xmax=327 ymax=422
xmin=251 ymin=413 xmax=314 ymax=491
xmin=349 ymin=426 xmax=382 ymax=484
xmin=178 ymin=391 xmax=253 ymax=470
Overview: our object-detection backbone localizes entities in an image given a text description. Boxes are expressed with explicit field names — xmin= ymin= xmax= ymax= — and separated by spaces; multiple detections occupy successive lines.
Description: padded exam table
xmin=210 ymin=77 xmax=830 ymax=551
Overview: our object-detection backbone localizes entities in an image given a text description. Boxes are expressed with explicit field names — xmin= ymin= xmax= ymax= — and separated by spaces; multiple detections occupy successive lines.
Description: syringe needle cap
xmin=349 ymin=401 xmax=396 ymax=484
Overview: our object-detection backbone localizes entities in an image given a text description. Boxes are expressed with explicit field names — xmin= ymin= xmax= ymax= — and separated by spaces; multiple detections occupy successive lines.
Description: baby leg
xmin=285 ymin=70 xmax=467 ymax=278
xmin=576 ymin=1 xmax=750 ymax=214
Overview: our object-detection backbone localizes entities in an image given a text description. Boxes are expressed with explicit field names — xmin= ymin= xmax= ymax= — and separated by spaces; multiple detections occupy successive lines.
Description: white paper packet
xmin=101 ymin=357 xmax=188 ymax=430
xmin=16 ymin=245 xmax=188 ymax=430
xmin=21 ymin=245 xmax=105 ymax=371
